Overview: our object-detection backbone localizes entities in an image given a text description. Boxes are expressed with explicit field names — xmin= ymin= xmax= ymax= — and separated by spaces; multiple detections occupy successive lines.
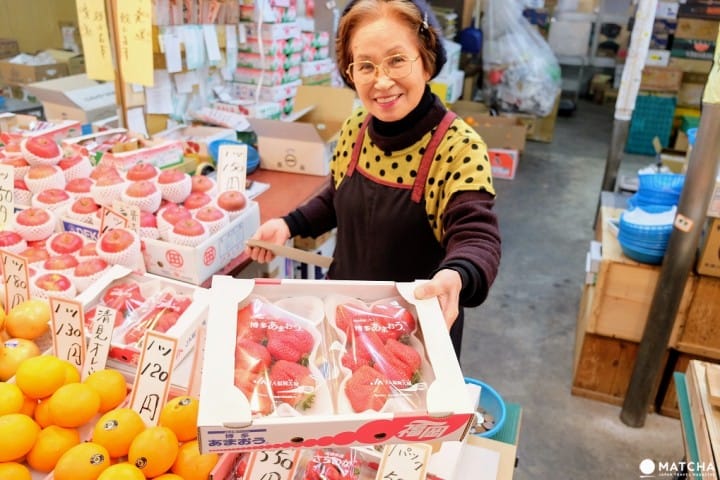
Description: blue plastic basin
xmin=464 ymin=377 xmax=507 ymax=438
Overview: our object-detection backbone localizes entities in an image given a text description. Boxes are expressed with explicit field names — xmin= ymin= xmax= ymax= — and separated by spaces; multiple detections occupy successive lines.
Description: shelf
xmin=591 ymin=57 xmax=618 ymax=68
xmin=556 ymin=55 xmax=589 ymax=66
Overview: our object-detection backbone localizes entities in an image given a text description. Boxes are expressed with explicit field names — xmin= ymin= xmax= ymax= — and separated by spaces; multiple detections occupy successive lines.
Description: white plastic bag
xmin=482 ymin=0 xmax=561 ymax=116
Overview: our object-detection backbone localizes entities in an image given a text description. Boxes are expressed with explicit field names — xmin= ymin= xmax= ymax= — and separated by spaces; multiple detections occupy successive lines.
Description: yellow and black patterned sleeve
xmin=331 ymin=107 xmax=367 ymax=188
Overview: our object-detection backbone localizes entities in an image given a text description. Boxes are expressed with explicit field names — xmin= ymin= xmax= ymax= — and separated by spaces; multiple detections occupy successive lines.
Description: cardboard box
xmin=669 ymin=57 xmax=713 ymax=74
xmin=671 ymin=38 xmax=715 ymax=61
xmin=430 ymin=69 xmax=465 ymax=105
xmin=76 ymin=265 xmax=208 ymax=367
xmin=0 ymin=38 xmax=19 ymax=59
xmin=708 ymin=178 xmax=720 ymax=218
xmin=23 ymin=74 xmax=116 ymax=124
xmin=500 ymin=93 xmax=560 ymax=143
xmin=451 ymin=101 xmax=526 ymax=152
xmin=697 ymin=217 xmax=720 ymax=277
xmin=0 ymin=59 xmax=68 ymax=87
xmin=197 ymin=277 xmax=475 ymax=453
xmin=640 ymin=66 xmax=683 ymax=92
xmin=488 ymin=148 xmax=520 ymax=180
xmin=675 ymin=17 xmax=720 ymax=40
xmin=678 ymin=81 xmax=705 ymax=107
xmin=249 ymin=85 xmax=356 ymax=176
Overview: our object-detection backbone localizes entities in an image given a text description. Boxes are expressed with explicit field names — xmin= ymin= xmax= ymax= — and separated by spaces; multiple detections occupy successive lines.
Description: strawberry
xmin=235 ymin=338 xmax=272 ymax=373
xmin=373 ymin=354 xmax=413 ymax=389
xmin=341 ymin=351 xmax=372 ymax=372
xmin=385 ymin=338 xmax=422 ymax=380
xmin=371 ymin=302 xmax=417 ymax=340
xmin=234 ymin=368 xmax=274 ymax=415
xmin=335 ymin=304 xmax=364 ymax=336
xmin=303 ymin=449 xmax=361 ymax=480
xmin=266 ymin=321 xmax=314 ymax=365
xmin=236 ymin=300 xmax=268 ymax=343
xmin=344 ymin=365 xmax=390 ymax=413
xmin=348 ymin=329 xmax=384 ymax=363
xmin=269 ymin=359 xmax=315 ymax=409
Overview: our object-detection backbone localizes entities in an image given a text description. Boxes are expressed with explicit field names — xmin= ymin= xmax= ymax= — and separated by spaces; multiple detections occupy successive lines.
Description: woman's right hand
xmin=245 ymin=218 xmax=291 ymax=263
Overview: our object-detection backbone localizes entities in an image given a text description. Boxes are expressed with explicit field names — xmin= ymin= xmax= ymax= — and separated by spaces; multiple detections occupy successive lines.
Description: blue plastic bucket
xmin=687 ymin=127 xmax=698 ymax=147
xmin=208 ymin=139 xmax=260 ymax=173
xmin=464 ymin=377 xmax=507 ymax=438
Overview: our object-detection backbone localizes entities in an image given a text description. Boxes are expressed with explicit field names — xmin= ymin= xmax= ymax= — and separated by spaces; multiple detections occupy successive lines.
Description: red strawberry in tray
xmin=266 ymin=321 xmax=314 ymax=365
xmin=341 ymin=351 xmax=372 ymax=373
xmin=385 ymin=338 xmax=422 ymax=380
xmin=371 ymin=301 xmax=417 ymax=339
xmin=303 ymin=449 xmax=362 ymax=480
xmin=348 ymin=329 xmax=385 ymax=364
xmin=236 ymin=300 xmax=269 ymax=344
xmin=235 ymin=338 xmax=272 ymax=373
xmin=102 ymin=281 xmax=146 ymax=313
xmin=344 ymin=365 xmax=390 ymax=413
xmin=234 ymin=369 xmax=274 ymax=416
xmin=269 ymin=359 xmax=315 ymax=409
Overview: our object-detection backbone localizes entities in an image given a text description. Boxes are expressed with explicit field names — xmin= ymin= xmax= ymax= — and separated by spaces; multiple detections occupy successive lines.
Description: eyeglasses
xmin=346 ymin=54 xmax=420 ymax=85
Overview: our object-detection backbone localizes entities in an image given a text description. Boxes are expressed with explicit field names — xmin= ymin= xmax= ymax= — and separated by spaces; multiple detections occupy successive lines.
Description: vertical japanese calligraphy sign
xmin=0 ymin=164 xmax=13 ymax=230
xmin=217 ymin=143 xmax=248 ymax=194
xmin=130 ymin=331 xmax=177 ymax=426
xmin=1 ymin=250 xmax=30 ymax=311
xmin=49 ymin=297 xmax=86 ymax=371
xmin=376 ymin=443 xmax=433 ymax=480
xmin=99 ymin=205 xmax=129 ymax=234
xmin=112 ymin=201 xmax=141 ymax=233
xmin=76 ymin=0 xmax=115 ymax=81
xmin=115 ymin=0 xmax=154 ymax=86
xmin=81 ymin=305 xmax=118 ymax=379
xmin=245 ymin=449 xmax=301 ymax=480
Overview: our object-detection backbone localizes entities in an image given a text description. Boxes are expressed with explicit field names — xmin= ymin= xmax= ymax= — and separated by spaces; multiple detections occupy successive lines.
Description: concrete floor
xmin=460 ymin=99 xmax=685 ymax=479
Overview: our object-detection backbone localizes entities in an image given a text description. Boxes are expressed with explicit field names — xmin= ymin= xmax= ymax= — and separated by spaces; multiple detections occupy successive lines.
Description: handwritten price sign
xmin=0 ymin=164 xmax=13 ymax=230
xmin=245 ymin=449 xmax=300 ymax=480
xmin=1 ymin=251 xmax=30 ymax=310
xmin=81 ymin=305 xmax=118 ymax=379
xmin=376 ymin=443 xmax=432 ymax=480
xmin=217 ymin=143 xmax=247 ymax=193
xmin=112 ymin=201 xmax=141 ymax=233
xmin=130 ymin=331 xmax=177 ymax=426
xmin=49 ymin=297 xmax=86 ymax=370
xmin=99 ymin=206 xmax=129 ymax=234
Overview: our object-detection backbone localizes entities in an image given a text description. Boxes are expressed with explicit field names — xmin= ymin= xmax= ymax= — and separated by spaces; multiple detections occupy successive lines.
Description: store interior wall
xmin=0 ymin=0 xmax=78 ymax=54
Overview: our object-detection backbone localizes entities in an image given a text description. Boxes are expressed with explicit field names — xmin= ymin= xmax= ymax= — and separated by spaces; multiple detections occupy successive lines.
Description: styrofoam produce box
xmin=197 ymin=276 xmax=475 ymax=454
xmin=76 ymin=265 xmax=209 ymax=367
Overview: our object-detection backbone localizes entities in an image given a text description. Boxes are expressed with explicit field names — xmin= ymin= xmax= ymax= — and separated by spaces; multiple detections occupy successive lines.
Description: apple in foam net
xmin=217 ymin=190 xmax=247 ymax=212
xmin=191 ymin=175 xmax=214 ymax=193
xmin=173 ymin=218 xmax=206 ymax=237
xmin=99 ymin=228 xmax=136 ymax=253
xmin=71 ymin=197 xmax=100 ymax=215
xmin=49 ymin=232 xmax=84 ymax=255
xmin=19 ymin=246 xmax=50 ymax=264
xmin=34 ymin=273 xmax=72 ymax=292
xmin=14 ymin=179 xmax=28 ymax=190
xmin=44 ymin=254 xmax=79 ymax=271
xmin=95 ymin=173 xmax=124 ymax=186
xmin=74 ymin=257 xmax=108 ymax=277
xmin=140 ymin=211 xmax=157 ymax=228
xmin=125 ymin=180 xmax=158 ymax=198
xmin=195 ymin=205 xmax=226 ymax=223
xmin=158 ymin=169 xmax=187 ymax=184
xmin=2 ymin=156 xmax=29 ymax=168
xmin=0 ymin=231 xmax=24 ymax=247
xmin=36 ymin=188 xmax=70 ymax=205
xmin=15 ymin=207 xmax=51 ymax=227
xmin=126 ymin=163 xmax=158 ymax=181
xmin=160 ymin=204 xmax=192 ymax=226
xmin=66 ymin=178 xmax=93 ymax=194
xmin=26 ymin=164 xmax=61 ymax=180
xmin=57 ymin=155 xmax=83 ymax=171
xmin=90 ymin=165 xmax=121 ymax=181
xmin=183 ymin=191 xmax=212 ymax=210
xmin=24 ymin=135 xmax=61 ymax=160
xmin=78 ymin=242 xmax=98 ymax=257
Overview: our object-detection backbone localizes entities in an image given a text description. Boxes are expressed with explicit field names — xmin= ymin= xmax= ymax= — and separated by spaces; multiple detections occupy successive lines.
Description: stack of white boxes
xmin=430 ymin=38 xmax=464 ymax=104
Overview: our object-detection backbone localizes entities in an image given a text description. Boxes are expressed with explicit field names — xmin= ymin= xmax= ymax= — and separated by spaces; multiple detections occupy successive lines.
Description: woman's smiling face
xmin=349 ymin=14 xmax=430 ymax=122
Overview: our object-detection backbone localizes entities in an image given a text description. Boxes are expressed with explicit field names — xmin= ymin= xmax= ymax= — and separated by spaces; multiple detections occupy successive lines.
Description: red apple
xmin=36 ymin=188 xmax=71 ymax=205
xmin=23 ymin=136 xmax=61 ymax=160
xmin=95 ymin=174 xmax=124 ymax=187
xmin=0 ymin=231 xmax=24 ymax=247
xmin=57 ymin=155 xmax=83 ymax=170
xmin=99 ymin=228 xmax=136 ymax=253
xmin=173 ymin=218 xmax=206 ymax=237
xmin=66 ymin=178 xmax=94 ymax=194
xmin=126 ymin=163 xmax=159 ymax=181
xmin=125 ymin=180 xmax=158 ymax=197
xmin=14 ymin=179 xmax=28 ymax=190
xmin=2 ymin=157 xmax=29 ymax=168
xmin=195 ymin=205 xmax=226 ymax=223
xmin=78 ymin=242 xmax=98 ymax=257
xmin=70 ymin=197 xmax=100 ymax=215
xmin=102 ymin=281 xmax=145 ymax=310
xmin=140 ymin=211 xmax=157 ymax=228
xmin=160 ymin=204 xmax=192 ymax=226
xmin=158 ymin=169 xmax=187 ymax=184
xmin=44 ymin=254 xmax=79 ymax=271
xmin=183 ymin=192 xmax=212 ymax=210
xmin=19 ymin=246 xmax=50 ymax=264
xmin=48 ymin=232 xmax=85 ymax=255
xmin=74 ymin=257 xmax=108 ymax=277
xmin=217 ymin=190 xmax=247 ymax=212
xmin=89 ymin=165 xmax=121 ymax=181
xmin=34 ymin=272 xmax=73 ymax=292
xmin=26 ymin=165 xmax=62 ymax=180
xmin=191 ymin=175 xmax=215 ymax=193
xmin=15 ymin=208 xmax=51 ymax=227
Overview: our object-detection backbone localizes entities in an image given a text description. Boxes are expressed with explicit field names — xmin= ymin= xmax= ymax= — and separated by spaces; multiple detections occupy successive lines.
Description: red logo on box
xmin=489 ymin=148 xmax=520 ymax=180
xmin=203 ymin=246 xmax=217 ymax=266
xmin=166 ymin=249 xmax=184 ymax=268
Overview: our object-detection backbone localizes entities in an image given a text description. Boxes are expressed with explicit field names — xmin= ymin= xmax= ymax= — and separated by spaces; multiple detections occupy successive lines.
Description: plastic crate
xmin=625 ymin=94 xmax=677 ymax=155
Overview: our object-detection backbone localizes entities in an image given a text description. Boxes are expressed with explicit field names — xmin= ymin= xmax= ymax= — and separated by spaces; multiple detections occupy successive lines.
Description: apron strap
xmin=411 ymin=111 xmax=457 ymax=203
xmin=347 ymin=115 xmax=371 ymax=177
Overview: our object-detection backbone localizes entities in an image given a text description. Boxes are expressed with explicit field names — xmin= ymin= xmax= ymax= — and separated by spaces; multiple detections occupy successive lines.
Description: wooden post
xmin=105 ymin=0 xmax=128 ymax=128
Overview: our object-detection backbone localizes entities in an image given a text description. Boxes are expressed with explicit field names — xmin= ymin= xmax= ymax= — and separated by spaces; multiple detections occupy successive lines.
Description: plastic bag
xmin=482 ymin=0 xmax=561 ymax=116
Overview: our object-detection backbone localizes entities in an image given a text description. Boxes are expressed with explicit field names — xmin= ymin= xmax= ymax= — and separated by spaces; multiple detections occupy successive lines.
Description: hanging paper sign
xmin=99 ymin=206 xmax=129 ymax=234
xmin=1 ymin=251 xmax=30 ymax=310
xmin=217 ymin=143 xmax=247 ymax=193
xmin=76 ymin=0 xmax=115 ymax=81
xmin=375 ymin=443 xmax=433 ymax=480
xmin=50 ymin=297 xmax=86 ymax=370
xmin=0 ymin=164 xmax=13 ymax=230
xmin=130 ymin=331 xmax=177 ymax=426
xmin=82 ymin=305 xmax=118 ymax=379
xmin=115 ymin=0 xmax=154 ymax=86
xmin=244 ymin=449 xmax=301 ymax=480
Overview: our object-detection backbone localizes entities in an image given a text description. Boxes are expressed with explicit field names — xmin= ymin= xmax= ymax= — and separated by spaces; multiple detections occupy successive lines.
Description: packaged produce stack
xmin=299 ymin=31 xmax=334 ymax=86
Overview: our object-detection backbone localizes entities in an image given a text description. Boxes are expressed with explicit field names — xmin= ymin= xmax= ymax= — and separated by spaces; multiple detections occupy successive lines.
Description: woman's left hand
xmin=413 ymin=269 xmax=462 ymax=330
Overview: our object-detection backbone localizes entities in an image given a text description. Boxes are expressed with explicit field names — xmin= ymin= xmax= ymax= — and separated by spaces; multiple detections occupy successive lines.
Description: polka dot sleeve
xmin=331 ymin=107 xmax=368 ymax=188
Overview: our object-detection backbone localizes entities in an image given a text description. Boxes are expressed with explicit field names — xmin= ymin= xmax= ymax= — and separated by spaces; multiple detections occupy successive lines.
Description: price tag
xmin=130 ymin=331 xmax=177 ymax=426
xmin=81 ymin=306 xmax=118 ymax=379
xmin=112 ymin=201 xmax=141 ymax=233
xmin=217 ymin=143 xmax=247 ymax=193
xmin=375 ymin=443 xmax=432 ymax=480
xmin=49 ymin=297 xmax=86 ymax=370
xmin=1 ymin=250 xmax=30 ymax=310
xmin=245 ymin=449 xmax=300 ymax=480
xmin=0 ymin=164 xmax=13 ymax=230
xmin=99 ymin=206 xmax=129 ymax=234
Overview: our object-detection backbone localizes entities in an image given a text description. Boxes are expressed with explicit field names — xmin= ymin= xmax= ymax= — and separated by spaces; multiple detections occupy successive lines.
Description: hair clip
xmin=422 ymin=11 xmax=428 ymax=30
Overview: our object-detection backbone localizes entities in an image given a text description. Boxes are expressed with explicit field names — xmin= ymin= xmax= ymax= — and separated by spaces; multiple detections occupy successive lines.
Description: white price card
xmin=130 ymin=331 xmax=177 ymax=426
xmin=81 ymin=305 xmax=118 ymax=379
xmin=217 ymin=143 xmax=248 ymax=193
xmin=245 ymin=449 xmax=300 ymax=480
xmin=50 ymin=297 xmax=86 ymax=370
xmin=0 ymin=164 xmax=13 ymax=230
xmin=112 ymin=201 xmax=142 ymax=233
xmin=375 ymin=443 xmax=433 ymax=480
xmin=1 ymin=250 xmax=30 ymax=310
xmin=100 ymin=206 xmax=129 ymax=234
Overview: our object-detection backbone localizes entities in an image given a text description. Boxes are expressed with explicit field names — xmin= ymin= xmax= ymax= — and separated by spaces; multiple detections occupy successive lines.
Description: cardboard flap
xmin=25 ymin=74 xmax=114 ymax=108
xmin=248 ymin=117 xmax=323 ymax=142
xmin=293 ymin=85 xmax=356 ymax=125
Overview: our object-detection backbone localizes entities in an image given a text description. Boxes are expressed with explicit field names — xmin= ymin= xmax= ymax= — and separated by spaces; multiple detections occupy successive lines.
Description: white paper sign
xmin=1 ymin=251 xmax=30 ymax=310
xmin=0 ymin=164 xmax=13 ymax=230
xmin=50 ymin=297 xmax=86 ymax=370
xmin=162 ymin=29 xmax=183 ymax=73
xmin=217 ymin=143 xmax=248 ymax=193
xmin=112 ymin=201 xmax=141 ymax=233
xmin=130 ymin=331 xmax=177 ymax=426
xmin=376 ymin=443 xmax=433 ymax=480
xmin=82 ymin=305 xmax=118 ymax=379
xmin=203 ymin=24 xmax=222 ymax=63
xmin=245 ymin=450 xmax=300 ymax=480
xmin=99 ymin=206 xmax=129 ymax=234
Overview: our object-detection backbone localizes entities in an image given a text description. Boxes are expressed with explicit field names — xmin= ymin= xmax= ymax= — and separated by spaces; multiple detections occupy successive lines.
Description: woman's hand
xmin=413 ymin=269 xmax=462 ymax=330
xmin=245 ymin=218 xmax=291 ymax=263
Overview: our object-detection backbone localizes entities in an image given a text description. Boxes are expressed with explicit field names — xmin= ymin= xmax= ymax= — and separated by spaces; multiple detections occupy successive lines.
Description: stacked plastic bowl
xmin=627 ymin=172 xmax=685 ymax=209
